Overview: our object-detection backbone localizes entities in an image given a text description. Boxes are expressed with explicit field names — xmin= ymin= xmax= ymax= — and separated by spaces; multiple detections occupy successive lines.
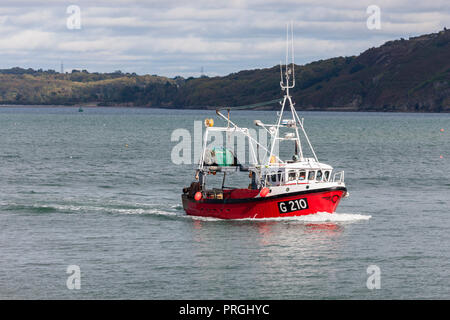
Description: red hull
xmin=182 ymin=187 xmax=346 ymax=219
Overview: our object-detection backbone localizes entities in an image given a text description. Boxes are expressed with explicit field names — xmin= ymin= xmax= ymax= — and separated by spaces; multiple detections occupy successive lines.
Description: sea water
xmin=0 ymin=106 xmax=449 ymax=299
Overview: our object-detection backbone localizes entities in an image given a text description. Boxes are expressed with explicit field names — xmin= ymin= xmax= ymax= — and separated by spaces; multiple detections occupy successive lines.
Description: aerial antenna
xmin=280 ymin=22 xmax=295 ymax=92
xmin=286 ymin=23 xmax=289 ymax=74
xmin=279 ymin=61 xmax=284 ymax=90
xmin=291 ymin=20 xmax=295 ymax=87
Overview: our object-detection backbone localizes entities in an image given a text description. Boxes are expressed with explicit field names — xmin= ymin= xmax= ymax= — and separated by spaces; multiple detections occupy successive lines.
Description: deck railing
xmin=332 ymin=171 xmax=345 ymax=183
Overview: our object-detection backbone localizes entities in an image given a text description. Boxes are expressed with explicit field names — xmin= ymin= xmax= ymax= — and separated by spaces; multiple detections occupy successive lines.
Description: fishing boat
xmin=181 ymin=26 xmax=348 ymax=219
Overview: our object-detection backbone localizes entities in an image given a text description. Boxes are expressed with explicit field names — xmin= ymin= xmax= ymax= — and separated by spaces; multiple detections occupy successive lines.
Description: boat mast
xmin=267 ymin=22 xmax=319 ymax=165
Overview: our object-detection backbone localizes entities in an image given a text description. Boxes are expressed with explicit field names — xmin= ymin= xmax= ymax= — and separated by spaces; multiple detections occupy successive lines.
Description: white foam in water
xmin=187 ymin=211 xmax=371 ymax=223
xmin=92 ymin=204 xmax=372 ymax=222
xmin=11 ymin=201 xmax=371 ymax=223
xmin=112 ymin=208 xmax=180 ymax=216
xmin=277 ymin=212 xmax=372 ymax=222
xmin=20 ymin=203 xmax=180 ymax=217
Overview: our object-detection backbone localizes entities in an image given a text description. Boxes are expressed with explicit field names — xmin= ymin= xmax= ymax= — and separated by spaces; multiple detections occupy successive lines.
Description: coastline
xmin=1 ymin=103 xmax=449 ymax=113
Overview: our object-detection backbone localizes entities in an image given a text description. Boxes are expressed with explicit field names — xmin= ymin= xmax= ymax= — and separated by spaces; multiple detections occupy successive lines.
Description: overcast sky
xmin=0 ymin=0 xmax=448 ymax=77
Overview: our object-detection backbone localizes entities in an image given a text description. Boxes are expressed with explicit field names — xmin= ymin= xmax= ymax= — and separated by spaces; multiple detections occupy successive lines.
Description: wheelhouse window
xmin=308 ymin=170 xmax=316 ymax=181
xmin=265 ymin=171 xmax=283 ymax=186
xmin=324 ymin=171 xmax=330 ymax=181
xmin=277 ymin=170 xmax=283 ymax=183
xmin=316 ymin=170 xmax=323 ymax=181
xmin=298 ymin=170 xmax=306 ymax=181
xmin=288 ymin=170 xmax=297 ymax=181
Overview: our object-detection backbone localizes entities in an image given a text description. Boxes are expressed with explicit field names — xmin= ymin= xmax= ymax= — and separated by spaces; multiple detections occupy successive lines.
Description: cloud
xmin=0 ymin=0 xmax=449 ymax=77
xmin=0 ymin=30 xmax=56 ymax=51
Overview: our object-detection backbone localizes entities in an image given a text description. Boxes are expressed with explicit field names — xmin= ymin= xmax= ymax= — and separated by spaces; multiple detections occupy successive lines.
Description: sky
xmin=0 ymin=0 xmax=449 ymax=77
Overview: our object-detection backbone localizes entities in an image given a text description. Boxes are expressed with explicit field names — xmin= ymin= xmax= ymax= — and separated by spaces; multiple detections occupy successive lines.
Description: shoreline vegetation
xmin=1 ymin=29 xmax=449 ymax=113
xmin=2 ymin=104 xmax=448 ymax=114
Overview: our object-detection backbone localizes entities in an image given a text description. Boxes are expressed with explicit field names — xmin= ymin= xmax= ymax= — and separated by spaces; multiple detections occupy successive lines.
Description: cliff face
xmin=292 ymin=29 xmax=450 ymax=112
xmin=175 ymin=29 xmax=450 ymax=112
xmin=1 ymin=29 xmax=449 ymax=112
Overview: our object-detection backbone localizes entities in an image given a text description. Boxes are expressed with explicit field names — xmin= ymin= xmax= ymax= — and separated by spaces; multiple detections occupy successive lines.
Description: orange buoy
xmin=204 ymin=118 xmax=214 ymax=127
xmin=260 ymin=187 xmax=270 ymax=197
xmin=440 ymin=128 xmax=445 ymax=132
xmin=194 ymin=192 xmax=202 ymax=201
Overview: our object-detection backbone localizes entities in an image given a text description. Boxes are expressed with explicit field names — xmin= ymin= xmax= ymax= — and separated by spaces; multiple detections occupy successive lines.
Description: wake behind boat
xmin=182 ymin=26 xmax=348 ymax=219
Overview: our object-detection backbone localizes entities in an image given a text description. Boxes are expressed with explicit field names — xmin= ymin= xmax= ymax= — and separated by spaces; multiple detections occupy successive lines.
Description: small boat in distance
xmin=182 ymin=25 xmax=348 ymax=219
xmin=78 ymin=106 xmax=83 ymax=112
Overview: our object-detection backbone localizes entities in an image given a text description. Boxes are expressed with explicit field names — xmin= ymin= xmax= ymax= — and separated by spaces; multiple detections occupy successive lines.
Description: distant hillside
xmin=293 ymin=29 xmax=450 ymax=112
xmin=0 ymin=68 xmax=177 ymax=107
xmin=1 ymin=29 xmax=449 ymax=112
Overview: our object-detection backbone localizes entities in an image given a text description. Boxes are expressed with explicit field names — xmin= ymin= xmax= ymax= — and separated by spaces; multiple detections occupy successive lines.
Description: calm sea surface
xmin=0 ymin=106 xmax=449 ymax=299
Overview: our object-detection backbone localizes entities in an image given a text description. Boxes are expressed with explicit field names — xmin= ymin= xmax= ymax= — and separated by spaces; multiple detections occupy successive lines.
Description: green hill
xmin=1 ymin=29 xmax=449 ymax=112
